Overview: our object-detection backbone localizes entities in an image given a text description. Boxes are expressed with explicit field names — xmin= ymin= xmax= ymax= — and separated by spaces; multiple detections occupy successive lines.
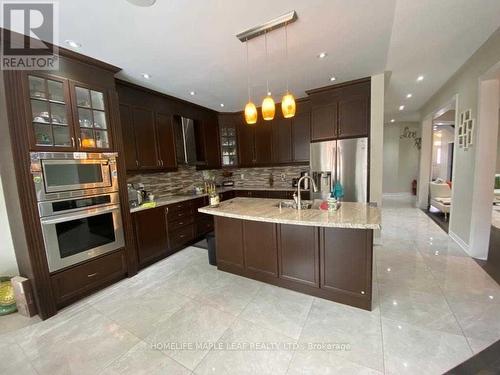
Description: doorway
xmin=419 ymin=100 xmax=458 ymax=233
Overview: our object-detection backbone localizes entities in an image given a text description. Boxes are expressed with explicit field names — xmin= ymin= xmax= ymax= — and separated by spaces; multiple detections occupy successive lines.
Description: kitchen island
xmin=199 ymin=198 xmax=381 ymax=310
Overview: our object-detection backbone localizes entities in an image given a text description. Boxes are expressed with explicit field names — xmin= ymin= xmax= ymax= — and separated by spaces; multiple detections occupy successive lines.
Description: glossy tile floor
xmin=1 ymin=195 xmax=500 ymax=375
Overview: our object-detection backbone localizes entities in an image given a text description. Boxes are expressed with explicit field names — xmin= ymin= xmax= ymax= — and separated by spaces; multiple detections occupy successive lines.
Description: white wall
xmin=431 ymin=126 xmax=454 ymax=181
xmin=370 ymin=73 xmax=385 ymax=207
xmin=0 ymin=173 xmax=19 ymax=276
xmin=383 ymin=122 xmax=420 ymax=194
xmin=420 ymin=27 xmax=500 ymax=248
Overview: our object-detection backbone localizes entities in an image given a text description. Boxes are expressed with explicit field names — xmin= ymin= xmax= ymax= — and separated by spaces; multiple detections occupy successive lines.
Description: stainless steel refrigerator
xmin=310 ymin=138 xmax=368 ymax=202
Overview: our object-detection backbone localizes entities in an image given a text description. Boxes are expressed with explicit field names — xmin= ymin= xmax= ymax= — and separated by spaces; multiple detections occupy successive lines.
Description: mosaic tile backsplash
xmin=127 ymin=165 xmax=308 ymax=197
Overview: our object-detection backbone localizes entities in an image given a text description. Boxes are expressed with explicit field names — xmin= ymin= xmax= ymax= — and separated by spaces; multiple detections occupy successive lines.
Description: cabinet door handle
xmin=87 ymin=272 xmax=98 ymax=278
xmin=160 ymin=160 xmax=164 ymax=167
xmin=78 ymin=138 xmax=82 ymax=148
xmin=71 ymin=137 xmax=75 ymax=147
xmin=136 ymin=160 xmax=139 ymax=167
xmin=179 ymin=234 xmax=185 ymax=238
xmin=178 ymin=222 xmax=183 ymax=225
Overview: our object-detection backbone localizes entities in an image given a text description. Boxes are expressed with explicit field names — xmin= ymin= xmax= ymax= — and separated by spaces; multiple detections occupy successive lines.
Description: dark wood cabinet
xmin=219 ymin=114 xmax=238 ymax=167
xmin=278 ymin=224 xmax=319 ymax=287
xmin=309 ymin=78 xmax=370 ymax=142
xmin=156 ymin=112 xmax=178 ymax=170
xmin=214 ymin=217 xmax=244 ymax=269
xmin=337 ymin=83 xmax=370 ymax=138
xmin=243 ymin=220 xmax=278 ymax=277
xmin=272 ymin=116 xmax=293 ymax=164
xmin=50 ymin=250 xmax=127 ymax=307
xmin=117 ymin=80 xmax=220 ymax=173
xmin=254 ymin=119 xmax=274 ymax=165
xmin=311 ymin=103 xmax=338 ymax=141
xmin=119 ymin=104 xmax=138 ymax=171
xmin=133 ymin=206 xmax=169 ymax=266
xmin=199 ymin=118 xmax=221 ymax=169
xmin=132 ymin=107 xmax=158 ymax=170
xmin=237 ymin=120 xmax=256 ymax=167
xmin=25 ymin=73 xmax=114 ymax=152
xmin=220 ymin=190 xmax=236 ymax=201
xmin=292 ymin=111 xmax=311 ymax=162
xmin=321 ymin=228 xmax=372 ymax=296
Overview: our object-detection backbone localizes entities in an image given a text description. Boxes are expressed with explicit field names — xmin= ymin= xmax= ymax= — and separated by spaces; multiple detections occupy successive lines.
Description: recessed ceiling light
xmin=318 ymin=52 xmax=327 ymax=59
xmin=399 ymin=105 xmax=405 ymax=111
xmin=406 ymin=93 xmax=413 ymax=98
xmin=417 ymin=75 xmax=424 ymax=82
xmin=65 ymin=40 xmax=81 ymax=49
xmin=126 ymin=0 xmax=156 ymax=6
xmin=390 ymin=119 xmax=395 ymax=123
xmin=141 ymin=73 xmax=151 ymax=79
xmin=220 ymin=103 xmax=225 ymax=108
xmin=329 ymin=76 xmax=336 ymax=82
xmin=189 ymin=91 xmax=196 ymax=96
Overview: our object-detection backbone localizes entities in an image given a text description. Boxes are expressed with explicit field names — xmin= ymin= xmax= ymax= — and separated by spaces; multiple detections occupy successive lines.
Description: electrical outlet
xmin=280 ymin=173 xmax=286 ymax=181
xmin=241 ymin=173 xmax=245 ymax=180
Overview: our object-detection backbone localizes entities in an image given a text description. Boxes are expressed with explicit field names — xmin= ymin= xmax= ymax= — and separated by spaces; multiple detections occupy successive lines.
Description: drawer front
xmin=50 ymin=250 xmax=126 ymax=306
xmin=168 ymin=216 xmax=194 ymax=231
xmin=169 ymin=224 xmax=195 ymax=249
xmin=167 ymin=207 xmax=194 ymax=220
xmin=167 ymin=200 xmax=193 ymax=214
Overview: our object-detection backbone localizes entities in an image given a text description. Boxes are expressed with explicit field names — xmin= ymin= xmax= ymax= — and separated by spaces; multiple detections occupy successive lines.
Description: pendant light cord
xmin=265 ymin=30 xmax=270 ymax=95
xmin=246 ymin=38 xmax=251 ymax=102
xmin=285 ymin=22 xmax=289 ymax=93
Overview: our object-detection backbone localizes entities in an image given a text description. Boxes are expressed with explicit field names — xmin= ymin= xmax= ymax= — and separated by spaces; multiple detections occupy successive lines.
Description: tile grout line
xmin=414 ymin=242 xmax=475 ymax=357
xmin=284 ymin=296 xmax=314 ymax=374
xmin=374 ymin=246 xmax=387 ymax=375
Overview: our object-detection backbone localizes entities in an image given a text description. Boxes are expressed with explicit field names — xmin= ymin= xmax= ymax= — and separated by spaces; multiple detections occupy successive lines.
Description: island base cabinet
xmin=213 ymin=217 xmax=373 ymax=310
xmin=214 ymin=217 xmax=244 ymax=270
xmin=243 ymin=221 xmax=278 ymax=277
xmin=278 ymin=225 xmax=319 ymax=287
xmin=321 ymin=228 xmax=372 ymax=308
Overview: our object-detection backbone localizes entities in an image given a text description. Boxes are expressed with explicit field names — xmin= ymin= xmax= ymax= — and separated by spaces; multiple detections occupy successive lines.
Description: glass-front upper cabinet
xmin=72 ymin=84 xmax=111 ymax=150
xmin=28 ymin=75 xmax=74 ymax=148
xmin=219 ymin=117 xmax=238 ymax=167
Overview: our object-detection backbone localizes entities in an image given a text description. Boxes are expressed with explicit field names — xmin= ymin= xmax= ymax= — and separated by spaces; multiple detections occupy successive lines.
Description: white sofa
xmin=430 ymin=181 xmax=452 ymax=220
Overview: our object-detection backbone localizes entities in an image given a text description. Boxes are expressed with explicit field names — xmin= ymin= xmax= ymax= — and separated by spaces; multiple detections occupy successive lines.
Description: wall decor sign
xmin=458 ymin=109 xmax=474 ymax=150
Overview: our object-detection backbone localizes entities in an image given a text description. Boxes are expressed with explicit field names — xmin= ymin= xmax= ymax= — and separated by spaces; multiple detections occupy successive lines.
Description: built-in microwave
xmin=30 ymin=152 xmax=119 ymax=201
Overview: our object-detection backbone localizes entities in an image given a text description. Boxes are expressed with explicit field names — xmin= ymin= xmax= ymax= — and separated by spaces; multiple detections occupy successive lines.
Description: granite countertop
xmin=129 ymin=186 xmax=299 ymax=213
xmin=198 ymin=197 xmax=382 ymax=230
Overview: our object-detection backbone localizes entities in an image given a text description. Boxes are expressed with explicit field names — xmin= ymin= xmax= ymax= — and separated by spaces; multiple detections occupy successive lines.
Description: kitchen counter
xmin=129 ymin=186 xmax=300 ymax=213
xmin=198 ymin=197 xmax=381 ymax=230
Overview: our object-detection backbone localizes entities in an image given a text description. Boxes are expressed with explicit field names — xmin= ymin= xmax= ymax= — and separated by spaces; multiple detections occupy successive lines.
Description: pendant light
xmin=244 ymin=39 xmax=257 ymax=125
xmin=281 ymin=22 xmax=296 ymax=118
xmin=262 ymin=31 xmax=275 ymax=121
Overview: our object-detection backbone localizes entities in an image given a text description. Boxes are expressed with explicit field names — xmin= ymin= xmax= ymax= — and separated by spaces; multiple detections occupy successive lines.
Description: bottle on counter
xmin=208 ymin=183 xmax=220 ymax=207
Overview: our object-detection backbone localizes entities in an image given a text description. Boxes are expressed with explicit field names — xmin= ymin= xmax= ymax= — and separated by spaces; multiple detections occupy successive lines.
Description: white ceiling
xmin=12 ymin=0 xmax=500 ymax=116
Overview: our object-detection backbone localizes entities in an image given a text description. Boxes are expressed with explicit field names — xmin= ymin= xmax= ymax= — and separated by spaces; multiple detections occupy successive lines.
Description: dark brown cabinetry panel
xmin=132 ymin=107 xmax=158 ymax=170
xmin=292 ymin=111 xmax=311 ymax=162
xmin=133 ymin=207 xmax=169 ymax=266
xmin=309 ymin=78 xmax=370 ymax=142
xmin=50 ymin=250 xmax=127 ymax=307
xmin=156 ymin=112 xmax=177 ymax=170
xmin=220 ymin=190 xmax=236 ymax=201
xmin=119 ymin=104 xmax=138 ymax=171
xmin=273 ymin=116 xmax=293 ymax=164
xmin=237 ymin=120 xmax=256 ymax=167
xmin=337 ymin=83 xmax=370 ymax=138
xmin=278 ymin=224 xmax=319 ymax=287
xmin=311 ymin=103 xmax=337 ymax=142
xmin=321 ymin=228 xmax=372 ymax=296
xmin=214 ymin=217 xmax=244 ymax=269
xmin=254 ymin=120 xmax=274 ymax=165
xmin=243 ymin=220 xmax=278 ymax=277
xmin=200 ymin=118 xmax=221 ymax=169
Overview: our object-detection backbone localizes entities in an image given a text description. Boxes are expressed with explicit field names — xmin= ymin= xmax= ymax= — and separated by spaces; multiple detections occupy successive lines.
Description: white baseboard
xmin=449 ymin=230 xmax=470 ymax=253
xmin=382 ymin=192 xmax=413 ymax=197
